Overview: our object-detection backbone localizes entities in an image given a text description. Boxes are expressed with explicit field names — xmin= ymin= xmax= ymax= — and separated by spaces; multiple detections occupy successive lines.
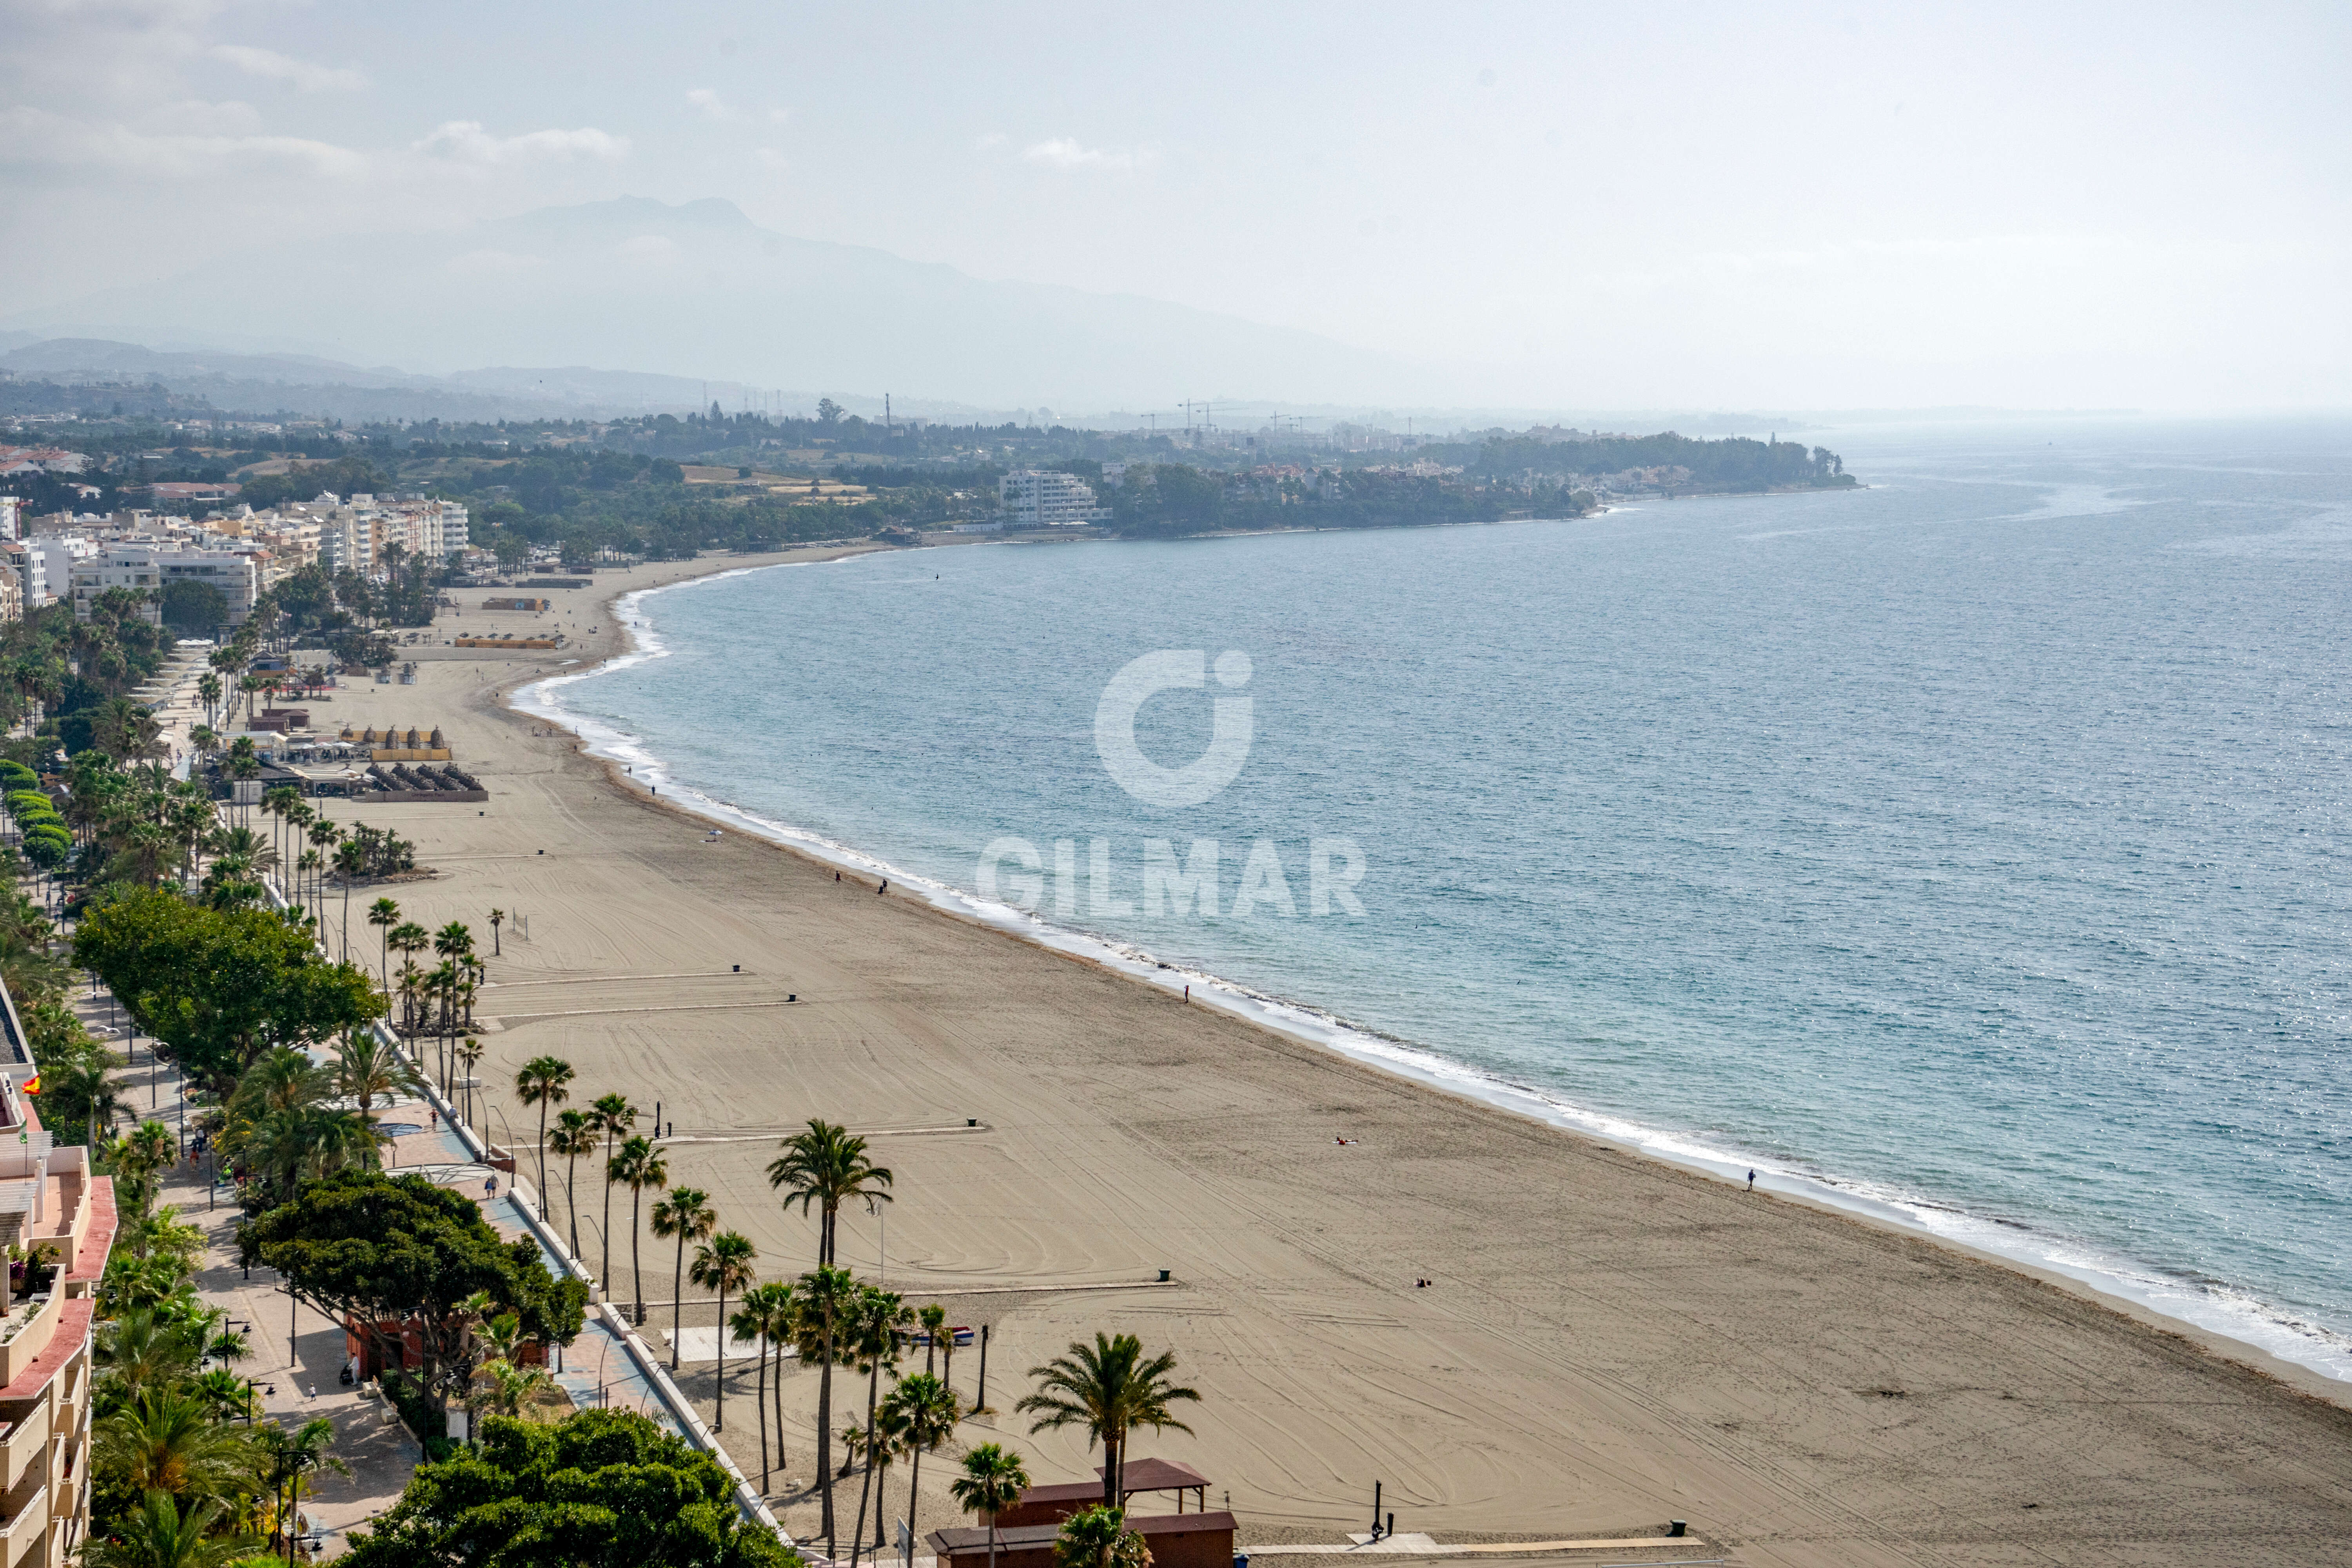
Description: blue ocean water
xmin=532 ymin=418 xmax=2352 ymax=1379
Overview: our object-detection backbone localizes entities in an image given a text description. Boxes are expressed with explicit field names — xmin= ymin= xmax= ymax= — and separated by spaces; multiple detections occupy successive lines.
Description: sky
xmin=2 ymin=0 xmax=2347 ymax=412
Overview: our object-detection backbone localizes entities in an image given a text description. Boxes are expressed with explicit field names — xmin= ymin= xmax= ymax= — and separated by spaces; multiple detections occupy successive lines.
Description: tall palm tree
xmin=514 ymin=1055 xmax=573 ymax=1203
xmin=367 ymin=897 xmax=401 ymax=980
xmin=1018 ymin=1333 xmax=1201 ymax=1508
xmin=334 ymin=838 xmax=368 ymax=958
xmin=846 ymin=1285 xmax=912 ymax=1568
xmin=488 ymin=907 xmax=505 ymax=955
xmin=920 ymin=1303 xmax=946 ymax=1377
xmin=592 ymin=1092 xmax=636 ymax=1289
xmin=731 ymin=1280 xmax=795 ymax=1494
xmin=254 ymin=1415 xmax=346 ymax=1562
xmin=792 ymin=1263 xmax=862 ymax=1551
xmin=332 ymin=1030 xmax=419 ymax=1127
xmin=767 ymin=1119 xmax=894 ymax=1266
xmin=690 ymin=1233 xmax=759 ymax=1436
xmin=952 ymin=1443 xmax=1034 ymax=1568
xmin=884 ymin=1373 xmax=959 ymax=1552
xmin=608 ymin=1134 xmax=668 ymax=1324
xmin=650 ymin=1185 xmax=717 ymax=1370
xmin=455 ymin=1037 xmax=485 ymax=1127
xmin=546 ymin=1109 xmax=599 ymax=1263
xmin=1052 ymin=1506 xmax=1151 ymax=1568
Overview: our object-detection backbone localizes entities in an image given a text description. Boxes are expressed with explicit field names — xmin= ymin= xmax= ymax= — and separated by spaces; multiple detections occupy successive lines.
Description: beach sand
xmin=323 ymin=550 xmax=2352 ymax=1566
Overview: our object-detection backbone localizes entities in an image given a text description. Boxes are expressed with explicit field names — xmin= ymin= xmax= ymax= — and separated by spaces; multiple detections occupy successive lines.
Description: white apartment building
xmin=0 ymin=497 xmax=17 ymax=542
xmin=70 ymin=543 xmax=258 ymax=627
xmin=998 ymin=468 xmax=1110 ymax=528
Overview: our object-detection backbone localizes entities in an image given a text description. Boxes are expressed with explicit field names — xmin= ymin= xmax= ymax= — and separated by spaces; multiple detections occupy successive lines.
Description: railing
xmin=0 ymin=1404 xmax=45 ymax=1497
xmin=0 ymin=1478 xmax=44 ymax=1568
xmin=0 ymin=1287 xmax=58 ymax=1389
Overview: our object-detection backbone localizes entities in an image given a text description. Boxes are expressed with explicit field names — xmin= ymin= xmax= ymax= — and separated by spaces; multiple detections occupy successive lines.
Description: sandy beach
xmin=311 ymin=548 xmax=2352 ymax=1567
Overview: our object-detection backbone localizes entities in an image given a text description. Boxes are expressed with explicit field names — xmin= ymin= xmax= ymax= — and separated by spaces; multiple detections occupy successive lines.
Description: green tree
xmin=1053 ymin=1505 xmax=1151 ymax=1568
xmin=514 ymin=1055 xmax=574 ymax=1211
xmin=730 ymin=1280 xmax=795 ymax=1494
xmin=951 ymin=1443 xmax=1034 ymax=1568
xmin=244 ymin=1170 xmax=586 ymax=1418
xmin=82 ymin=1490 xmax=258 ymax=1568
xmin=592 ymin=1092 xmax=636 ymax=1289
xmin=881 ymin=1372 xmax=958 ymax=1552
xmin=608 ymin=1134 xmax=668 ymax=1325
xmin=74 ymin=887 xmax=383 ymax=1093
xmin=650 ymin=1185 xmax=717 ymax=1372
xmin=766 ymin=1118 xmax=893 ymax=1266
xmin=847 ymin=1286 xmax=911 ymax=1564
xmin=1018 ymin=1333 xmax=1200 ymax=1508
xmin=790 ymin=1263 xmax=861 ymax=1550
xmin=341 ymin=1408 xmax=798 ymax=1568
xmin=689 ymin=1232 xmax=758 ymax=1437
xmin=546 ymin=1107 xmax=598 ymax=1263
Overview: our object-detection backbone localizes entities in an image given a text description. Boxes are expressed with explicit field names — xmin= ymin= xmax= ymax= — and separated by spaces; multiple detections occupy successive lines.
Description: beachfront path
xmin=313 ymin=551 xmax=2352 ymax=1568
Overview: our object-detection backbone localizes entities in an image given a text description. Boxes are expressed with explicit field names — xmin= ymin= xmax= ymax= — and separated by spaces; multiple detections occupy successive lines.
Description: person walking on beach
xmin=1747 ymin=1169 xmax=1757 ymax=1191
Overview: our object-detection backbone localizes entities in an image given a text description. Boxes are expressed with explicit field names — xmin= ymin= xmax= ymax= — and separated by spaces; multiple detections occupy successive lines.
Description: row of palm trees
xmin=489 ymin=1058 xmax=1201 ymax=1565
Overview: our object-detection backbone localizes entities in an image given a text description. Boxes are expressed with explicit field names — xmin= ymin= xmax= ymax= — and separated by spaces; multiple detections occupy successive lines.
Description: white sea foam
xmin=515 ymin=556 xmax=2352 ymax=1393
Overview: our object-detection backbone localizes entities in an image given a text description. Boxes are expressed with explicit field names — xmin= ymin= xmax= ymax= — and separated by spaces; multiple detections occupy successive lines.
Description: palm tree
xmin=592 ymin=1092 xmax=637 ymax=1289
xmin=883 ymin=1372 xmax=959 ymax=1555
xmin=84 ymin=1490 xmax=256 ymax=1568
xmin=488 ymin=907 xmax=505 ymax=955
xmin=846 ymin=1286 xmax=911 ymax=1566
xmin=332 ymin=1030 xmax=418 ymax=1128
xmin=455 ymin=1037 xmax=485 ymax=1127
xmin=731 ymin=1280 xmax=795 ymax=1494
xmin=792 ymin=1262 xmax=862 ymax=1550
xmin=94 ymin=1387 xmax=251 ymax=1498
xmin=546 ymin=1109 xmax=598 ymax=1263
xmin=1052 ymin=1506 xmax=1151 ymax=1568
xmin=95 ymin=1311 xmax=203 ymax=1405
xmin=650 ymin=1185 xmax=717 ymax=1371
xmin=953 ymin=1442 xmax=1034 ymax=1568
xmin=608 ymin=1134 xmax=668 ymax=1324
xmin=514 ymin=1055 xmax=573 ymax=1204
xmin=48 ymin=1055 xmax=123 ymax=1146
xmin=255 ymin=1415 xmax=347 ymax=1561
xmin=1018 ymin=1333 xmax=1201 ymax=1508
xmin=367 ymin=896 xmax=401 ymax=980
xmin=689 ymin=1232 xmax=759 ymax=1435
xmin=862 ymin=1398 xmax=910 ymax=1558
xmin=920 ymin=1303 xmax=946 ymax=1376
xmin=767 ymin=1118 xmax=894 ymax=1266
xmin=334 ymin=838 xmax=368 ymax=958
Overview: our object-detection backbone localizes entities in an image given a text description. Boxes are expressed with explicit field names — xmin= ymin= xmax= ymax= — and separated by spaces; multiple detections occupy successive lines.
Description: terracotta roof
xmin=65 ymin=1176 xmax=115 ymax=1285
xmin=0 ymin=1298 xmax=91 ymax=1401
xmin=931 ymin=1513 xmax=1235 ymax=1555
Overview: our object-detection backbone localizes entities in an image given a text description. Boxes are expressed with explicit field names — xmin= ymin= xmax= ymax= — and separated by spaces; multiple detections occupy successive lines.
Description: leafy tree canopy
xmin=342 ymin=1408 xmax=798 ymax=1568
xmin=73 ymin=887 xmax=384 ymax=1091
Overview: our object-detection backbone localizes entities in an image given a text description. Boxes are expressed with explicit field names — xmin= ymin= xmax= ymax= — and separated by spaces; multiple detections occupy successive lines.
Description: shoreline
xmin=512 ymin=546 xmax=2352 ymax=1406
xmin=375 ymin=544 xmax=2352 ymax=1562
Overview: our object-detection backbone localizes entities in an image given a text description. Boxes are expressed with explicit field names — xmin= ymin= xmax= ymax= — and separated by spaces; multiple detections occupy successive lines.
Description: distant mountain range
xmin=1 ymin=196 xmax=1431 ymax=412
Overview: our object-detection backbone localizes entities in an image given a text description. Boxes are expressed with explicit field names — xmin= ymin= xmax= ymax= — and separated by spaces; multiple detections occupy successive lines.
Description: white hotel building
xmin=998 ymin=469 xmax=1110 ymax=528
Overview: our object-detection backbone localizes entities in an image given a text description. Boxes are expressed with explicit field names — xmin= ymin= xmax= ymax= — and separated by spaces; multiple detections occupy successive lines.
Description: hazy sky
xmin=3 ymin=0 xmax=2347 ymax=410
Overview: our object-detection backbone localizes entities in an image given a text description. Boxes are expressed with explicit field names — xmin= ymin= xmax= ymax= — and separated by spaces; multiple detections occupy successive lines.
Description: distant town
xmin=0 ymin=383 xmax=1855 ymax=631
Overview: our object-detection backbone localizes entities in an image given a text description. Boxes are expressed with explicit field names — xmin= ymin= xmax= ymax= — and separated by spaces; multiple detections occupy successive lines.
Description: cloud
xmin=688 ymin=89 xmax=787 ymax=126
xmin=0 ymin=104 xmax=364 ymax=177
xmin=211 ymin=44 xmax=366 ymax=93
xmin=413 ymin=121 xmax=630 ymax=164
xmin=1020 ymin=137 xmax=1148 ymax=172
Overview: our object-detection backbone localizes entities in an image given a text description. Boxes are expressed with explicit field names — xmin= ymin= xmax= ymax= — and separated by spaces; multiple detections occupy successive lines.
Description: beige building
xmin=0 ymin=984 xmax=116 ymax=1565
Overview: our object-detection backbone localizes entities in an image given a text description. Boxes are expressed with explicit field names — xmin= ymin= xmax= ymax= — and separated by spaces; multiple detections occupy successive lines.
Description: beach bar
xmin=993 ymin=1458 xmax=1214 ymax=1528
xmin=928 ymin=1510 xmax=1236 ymax=1568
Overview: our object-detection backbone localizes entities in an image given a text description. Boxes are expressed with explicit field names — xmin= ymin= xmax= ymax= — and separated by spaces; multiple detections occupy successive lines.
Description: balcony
xmin=0 ymin=1289 xmax=56 ymax=1390
xmin=0 ymin=1403 xmax=44 ymax=1497
xmin=0 ymin=1472 xmax=43 ymax=1568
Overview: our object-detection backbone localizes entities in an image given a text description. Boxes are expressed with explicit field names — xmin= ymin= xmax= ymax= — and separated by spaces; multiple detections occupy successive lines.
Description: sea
xmin=520 ymin=417 xmax=2352 ymax=1384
